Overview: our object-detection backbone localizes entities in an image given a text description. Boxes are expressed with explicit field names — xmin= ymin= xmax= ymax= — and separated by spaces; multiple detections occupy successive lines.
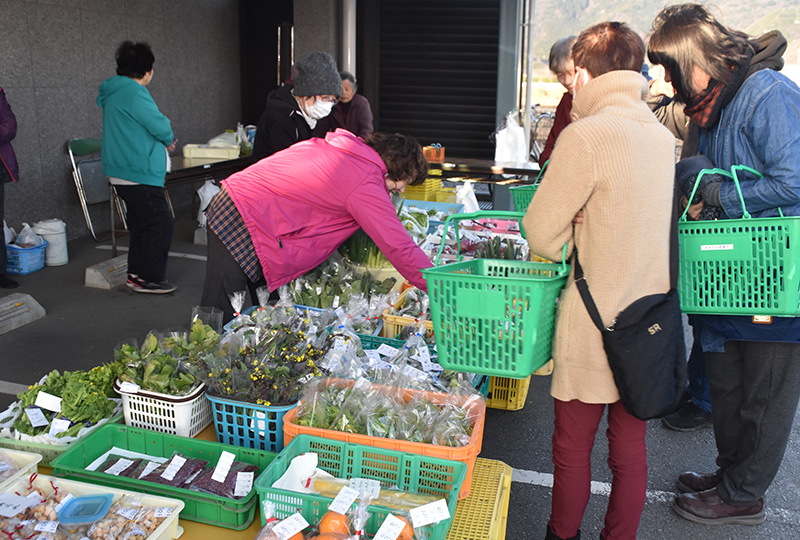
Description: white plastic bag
xmin=456 ymin=181 xmax=481 ymax=213
xmin=14 ymin=223 xmax=43 ymax=248
xmin=196 ymin=180 xmax=220 ymax=227
xmin=494 ymin=112 xmax=527 ymax=163
xmin=3 ymin=220 xmax=14 ymax=245
xmin=207 ymin=131 xmax=238 ymax=147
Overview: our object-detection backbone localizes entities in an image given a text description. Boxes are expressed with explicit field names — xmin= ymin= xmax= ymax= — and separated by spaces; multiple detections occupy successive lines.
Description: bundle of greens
xmin=12 ymin=363 xmax=122 ymax=438
xmin=472 ymin=235 xmax=530 ymax=261
xmin=291 ymin=256 xmax=397 ymax=309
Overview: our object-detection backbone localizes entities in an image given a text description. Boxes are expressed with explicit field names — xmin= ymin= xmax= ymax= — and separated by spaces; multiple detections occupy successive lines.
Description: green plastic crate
xmin=510 ymin=184 xmax=539 ymax=211
xmin=422 ymin=258 xmax=569 ymax=378
xmin=678 ymin=217 xmax=800 ymax=316
xmin=49 ymin=424 xmax=277 ymax=530
xmin=255 ymin=434 xmax=465 ymax=539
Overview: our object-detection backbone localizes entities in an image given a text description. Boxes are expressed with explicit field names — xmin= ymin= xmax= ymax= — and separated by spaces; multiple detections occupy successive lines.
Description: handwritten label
xmin=211 ymin=451 xmax=236 ymax=483
xmin=154 ymin=507 xmax=173 ymax=518
xmin=298 ymin=373 xmax=315 ymax=385
xmin=373 ymin=514 xmax=407 ymax=540
xmin=34 ymin=391 xmax=62 ymax=413
xmin=376 ymin=344 xmax=399 ymax=357
xmin=24 ymin=407 xmax=49 ymax=428
xmin=106 ymin=458 xmax=135 ymax=476
xmin=271 ymin=513 xmax=309 ymax=540
xmin=333 ymin=338 xmax=348 ymax=352
xmin=234 ymin=471 xmax=254 ymax=497
xmin=364 ymin=350 xmax=381 ymax=362
xmin=409 ymin=498 xmax=450 ymax=528
xmin=0 ymin=493 xmax=37 ymax=517
xmin=328 ymin=486 xmax=359 ymax=515
xmin=348 ymin=478 xmax=381 ymax=499
xmin=138 ymin=461 xmax=160 ymax=479
xmin=332 ymin=295 xmax=340 ymax=309
xmin=54 ymin=493 xmax=74 ymax=512
xmin=116 ymin=507 xmax=138 ymax=520
xmin=160 ymin=455 xmax=187 ymax=481
xmin=119 ymin=381 xmax=140 ymax=394
xmin=35 ymin=521 xmax=59 ymax=533
xmin=307 ymin=325 xmax=318 ymax=336
xmin=48 ymin=417 xmax=72 ymax=437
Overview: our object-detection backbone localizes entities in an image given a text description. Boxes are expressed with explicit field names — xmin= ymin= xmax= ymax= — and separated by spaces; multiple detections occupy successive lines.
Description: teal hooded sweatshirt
xmin=97 ymin=75 xmax=173 ymax=186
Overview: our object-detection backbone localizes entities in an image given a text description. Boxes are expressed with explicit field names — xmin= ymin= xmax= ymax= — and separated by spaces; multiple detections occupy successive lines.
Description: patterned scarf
xmin=683 ymin=51 xmax=752 ymax=129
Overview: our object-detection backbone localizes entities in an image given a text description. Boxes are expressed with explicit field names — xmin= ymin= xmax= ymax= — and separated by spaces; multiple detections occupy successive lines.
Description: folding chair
xmin=68 ymin=138 xmax=127 ymax=241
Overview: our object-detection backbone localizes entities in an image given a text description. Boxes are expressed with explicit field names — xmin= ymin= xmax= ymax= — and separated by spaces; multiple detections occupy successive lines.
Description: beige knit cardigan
xmin=523 ymin=70 xmax=676 ymax=404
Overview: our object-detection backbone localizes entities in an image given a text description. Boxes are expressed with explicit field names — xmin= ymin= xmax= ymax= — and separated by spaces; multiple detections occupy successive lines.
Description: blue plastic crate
xmin=206 ymin=394 xmax=297 ymax=453
xmin=6 ymin=240 xmax=48 ymax=275
xmin=403 ymin=199 xmax=465 ymax=234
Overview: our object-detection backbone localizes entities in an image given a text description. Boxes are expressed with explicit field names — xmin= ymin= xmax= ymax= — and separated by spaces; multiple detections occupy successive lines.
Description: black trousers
xmin=114 ymin=184 xmax=173 ymax=283
xmin=707 ymin=340 xmax=800 ymax=504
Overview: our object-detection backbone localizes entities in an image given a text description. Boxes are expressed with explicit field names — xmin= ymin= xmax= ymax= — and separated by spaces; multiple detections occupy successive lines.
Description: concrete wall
xmin=294 ymin=1 xmax=339 ymax=67
xmin=0 ymin=0 xmax=241 ymax=240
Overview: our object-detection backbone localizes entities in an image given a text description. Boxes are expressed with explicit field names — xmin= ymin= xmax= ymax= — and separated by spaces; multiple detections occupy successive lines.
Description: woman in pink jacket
xmin=201 ymin=129 xmax=431 ymax=321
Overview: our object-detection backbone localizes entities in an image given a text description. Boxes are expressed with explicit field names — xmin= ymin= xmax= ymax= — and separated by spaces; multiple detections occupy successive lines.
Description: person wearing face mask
xmin=313 ymin=71 xmax=374 ymax=139
xmin=201 ymin=130 xmax=433 ymax=322
xmin=523 ymin=22 xmax=675 ymax=540
xmin=251 ymin=51 xmax=341 ymax=161
xmin=537 ymin=36 xmax=576 ymax=169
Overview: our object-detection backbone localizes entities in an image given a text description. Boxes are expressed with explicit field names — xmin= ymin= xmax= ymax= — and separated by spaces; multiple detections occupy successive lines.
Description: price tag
xmin=138 ymin=461 xmax=160 ymax=479
xmin=0 ymin=493 xmax=37 ymax=518
xmin=376 ymin=344 xmax=399 ymax=357
xmin=307 ymin=325 xmax=318 ymax=336
xmin=364 ymin=350 xmax=381 ymax=362
xmin=34 ymin=521 xmax=59 ymax=533
xmin=234 ymin=471 xmax=254 ymax=497
xmin=119 ymin=381 xmax=140 ymax=394
xmin=34 ymin=391 xmax=62 ymax=413
xmin=154 ymin=507 xmax=173 ymax=518
xmin=462 ymin=231 xmax=480 ymax=242
xmin=316 ymin=286 xmax=323 ymax=295
xmin=116 ymin=506 xmax=138 ymax=520
xmin=54 ymin=493 xmax=74 ymax=512
xmin=409 ymin=498 xmax=450 ymax=528
xmin=298 ymin=373 xmax=315 ymax=385
xmin=348 ymin=478 xmax=381 ymax=499
xmin=332 ymin=295 xmax=340 ymax=308
xmin=48 ymin=417 xmax=72 ymax=437
xmin=333 ymin=338 xmax=348 ymax=351
xmin=328 ymin=486 xmax=359 ymax=514
xmin=373 ymin=514 xmax=407 ymax=540
xmin=211 ymin=451 xmax=236 ymax=483
xmin=271 ymin=513 xmax=309 ymax=540
xmin=24 ymin=407 xmax=48 ymax=428
xmin=295 ymin=281 xmax=301 ymax=292
xmin=160 ymin=455 xmax=187 ymax=481
xmin=105 ymin=458 xmax=135 ymax=476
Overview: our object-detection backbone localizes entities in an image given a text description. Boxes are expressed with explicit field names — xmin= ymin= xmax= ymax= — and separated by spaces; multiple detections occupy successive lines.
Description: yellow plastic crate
xmin=404 ymin=176 xmax=442 ymax=201
xmin=446 ymin=458 xmax=512 ymax=540
xmin=436 ymin=187 xmax=458 ymax=204
xmin=487 ymin=376 xmax=532 ymax=410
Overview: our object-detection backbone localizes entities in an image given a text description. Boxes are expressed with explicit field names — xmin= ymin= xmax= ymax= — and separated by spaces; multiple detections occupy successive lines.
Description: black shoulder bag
xmin=572 ymin=196 xmax=687 ymax=420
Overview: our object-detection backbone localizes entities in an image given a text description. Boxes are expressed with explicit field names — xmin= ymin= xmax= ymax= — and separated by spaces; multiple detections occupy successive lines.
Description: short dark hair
xmin=647 ymin=3 xmax=753 ymax=103
xmin=340 ymin=71 xmax=357 ymax=92
xmin=572 ymin=22 xmax=645 ymax=78
xmin=364 ymin=132 xmax=428 ymax=186
xmin=115 ymin=41 xmax=155 ymax=79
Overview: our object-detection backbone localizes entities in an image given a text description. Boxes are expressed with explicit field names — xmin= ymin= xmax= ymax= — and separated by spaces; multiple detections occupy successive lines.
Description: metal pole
xmin=342 ymin=0 xmax=356 ymax=75
xmin=522 ymin=0 xmax=536 ymax=162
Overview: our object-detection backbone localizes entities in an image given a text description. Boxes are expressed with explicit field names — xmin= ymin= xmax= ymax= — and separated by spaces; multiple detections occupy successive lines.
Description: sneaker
xmin=128 ymin=276 xmax=177 ymax=294
xmin=673 ymin=488 xmax=765 ymax=525
xmin=662 ymin=400 xmax=713 ymax=431
xmin=126 ymin=274 xmax=146 ymax=290
xmin=0 ymin=274 xmax=18 ymax=289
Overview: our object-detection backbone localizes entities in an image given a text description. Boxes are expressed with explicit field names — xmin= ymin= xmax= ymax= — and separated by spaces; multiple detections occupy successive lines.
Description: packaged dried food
xmin=138 ymin=453 xmax=208 ymax=487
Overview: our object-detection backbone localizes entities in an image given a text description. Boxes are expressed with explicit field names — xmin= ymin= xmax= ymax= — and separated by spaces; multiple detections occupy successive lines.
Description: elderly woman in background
xmin=537 ymin=35 xmax=576 ymax=168
xmin=314 ymin=71 xmax=374 ymax=139
xmin=648 ymin=3 xmax=800 ymax=526
xmin=523 ymin=22 xmax=675 ymax=540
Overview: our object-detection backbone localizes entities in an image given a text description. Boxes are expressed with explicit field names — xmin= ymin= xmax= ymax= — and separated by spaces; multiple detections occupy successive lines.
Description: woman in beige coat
xmin=523 ymin=22 xmax=675 ymax=540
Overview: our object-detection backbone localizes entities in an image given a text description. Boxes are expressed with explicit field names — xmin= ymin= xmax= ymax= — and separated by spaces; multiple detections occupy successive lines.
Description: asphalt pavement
xmin=1 ymin=208 xmax=798 ymax=539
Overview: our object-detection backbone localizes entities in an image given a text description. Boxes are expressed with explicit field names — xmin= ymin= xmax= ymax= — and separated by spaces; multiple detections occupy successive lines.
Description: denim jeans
xmin=686 ymin=316 xmax=712 ymax=412
xmin=114 ymin=184 xmax=173 ymax=283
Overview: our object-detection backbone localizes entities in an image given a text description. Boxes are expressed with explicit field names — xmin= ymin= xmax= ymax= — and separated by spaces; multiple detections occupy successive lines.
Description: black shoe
xmin=662 ymin=400 xmax=713 ymax=431
xmin=0 ymin=274 xmax=18 ymax=289
xmin=127 ymin=275 xmax=177 ymax=294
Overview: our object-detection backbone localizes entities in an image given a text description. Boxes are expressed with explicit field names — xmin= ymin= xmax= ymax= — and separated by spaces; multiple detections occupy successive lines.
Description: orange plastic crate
xmin=282 ymin=378 xmax=486 ymax=499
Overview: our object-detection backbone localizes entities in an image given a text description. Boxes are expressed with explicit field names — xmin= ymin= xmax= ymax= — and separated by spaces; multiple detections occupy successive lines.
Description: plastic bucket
xmin=32 ymin=219 xmax=68 ymax=266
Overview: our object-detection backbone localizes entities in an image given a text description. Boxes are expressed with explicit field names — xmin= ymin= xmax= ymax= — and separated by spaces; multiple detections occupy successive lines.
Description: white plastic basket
xmin=0 ymin=448 xmax=41 ymax=492
xmin=6 ymin=473 xmax=184 ymax=540
xmin=113 ymin=380 xmax=212 ymax=438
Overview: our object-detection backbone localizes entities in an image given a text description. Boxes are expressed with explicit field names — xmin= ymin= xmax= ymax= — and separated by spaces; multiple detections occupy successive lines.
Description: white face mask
xmin=305 ymin=99 xmax=334 ymax=120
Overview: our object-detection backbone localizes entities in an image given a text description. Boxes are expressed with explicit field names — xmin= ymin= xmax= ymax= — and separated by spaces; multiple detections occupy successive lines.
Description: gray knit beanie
xmin=292 ymin=51 xmax=341 ymax=99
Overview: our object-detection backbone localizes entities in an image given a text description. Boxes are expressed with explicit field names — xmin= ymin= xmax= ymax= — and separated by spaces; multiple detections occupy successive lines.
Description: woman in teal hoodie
xmin=97 ymin=41 xmax=176 ymax=294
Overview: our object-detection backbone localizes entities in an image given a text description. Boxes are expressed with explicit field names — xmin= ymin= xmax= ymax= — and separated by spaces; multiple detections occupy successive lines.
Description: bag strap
xmin=573 ymin=188 xmax=681 ymax=332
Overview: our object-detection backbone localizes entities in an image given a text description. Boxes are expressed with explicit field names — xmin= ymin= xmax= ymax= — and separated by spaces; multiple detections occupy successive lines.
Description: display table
xmin=166 ymin=155 xmax=254 ymax=189
xmin=429 ymin=157 xmax=540 ymax=182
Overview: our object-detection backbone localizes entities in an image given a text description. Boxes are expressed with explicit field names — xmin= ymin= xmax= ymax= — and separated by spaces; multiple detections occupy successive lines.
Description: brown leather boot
xmin=673 ymin=488 xmax=765 ymax=525
xmin=676 ymin=470 xmax=722 ymax=493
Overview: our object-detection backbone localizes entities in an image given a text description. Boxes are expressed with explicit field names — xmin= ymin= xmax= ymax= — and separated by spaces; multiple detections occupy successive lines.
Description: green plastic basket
xmin=510 ymin=184 xmax=539 ymax=212
xmin=254 ymin=434 xmax=466 ymax=539
xmin=678 ymin=165 xmax=800 ymax=316
xmin=50 ymin=424 xmax=277 ymax=530
xmin=425 ymin=212 xmax=570 ymax=378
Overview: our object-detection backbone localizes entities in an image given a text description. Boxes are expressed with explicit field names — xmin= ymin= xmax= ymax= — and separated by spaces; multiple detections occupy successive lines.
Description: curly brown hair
xmin=364 ymin=132 xmax=428 ymax=186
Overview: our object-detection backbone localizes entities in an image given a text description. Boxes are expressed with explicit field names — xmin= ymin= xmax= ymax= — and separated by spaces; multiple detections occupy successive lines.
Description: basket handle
xmin=434 ymin=211 xmax=568 ymax=271
xmin=679 ymin=165 xmax=763 ymax=222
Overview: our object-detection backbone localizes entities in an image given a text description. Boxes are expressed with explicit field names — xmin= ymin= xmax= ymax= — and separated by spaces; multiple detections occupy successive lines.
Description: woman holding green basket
xmin=647 ymin=3 xmax=800 ymax=527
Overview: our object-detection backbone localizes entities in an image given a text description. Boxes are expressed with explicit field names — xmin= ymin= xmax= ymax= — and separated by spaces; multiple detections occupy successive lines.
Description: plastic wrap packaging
xmin=190 ymin=461 xmax=259 ymax=499
xmin=0 ymin=450 xmax=20 ymax=482
xmin=98 ymin=455 xmax=144 ymax=478
xmin=138 ymin=452 xmax=208 ymax=487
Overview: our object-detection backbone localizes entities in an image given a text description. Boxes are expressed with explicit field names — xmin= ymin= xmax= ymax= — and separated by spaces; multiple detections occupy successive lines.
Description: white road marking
xmin=511 ymin=467 xmax=800 ymax=525
xmin=97 ymin=245 xmax=207 ymax=261
xmin=0 ymin=380 xmax=31 ymax=396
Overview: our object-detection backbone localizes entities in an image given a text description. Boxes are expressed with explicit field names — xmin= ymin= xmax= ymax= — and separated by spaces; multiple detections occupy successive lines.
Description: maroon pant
xmin=549 ymin=399 xmax=647 ymax=540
